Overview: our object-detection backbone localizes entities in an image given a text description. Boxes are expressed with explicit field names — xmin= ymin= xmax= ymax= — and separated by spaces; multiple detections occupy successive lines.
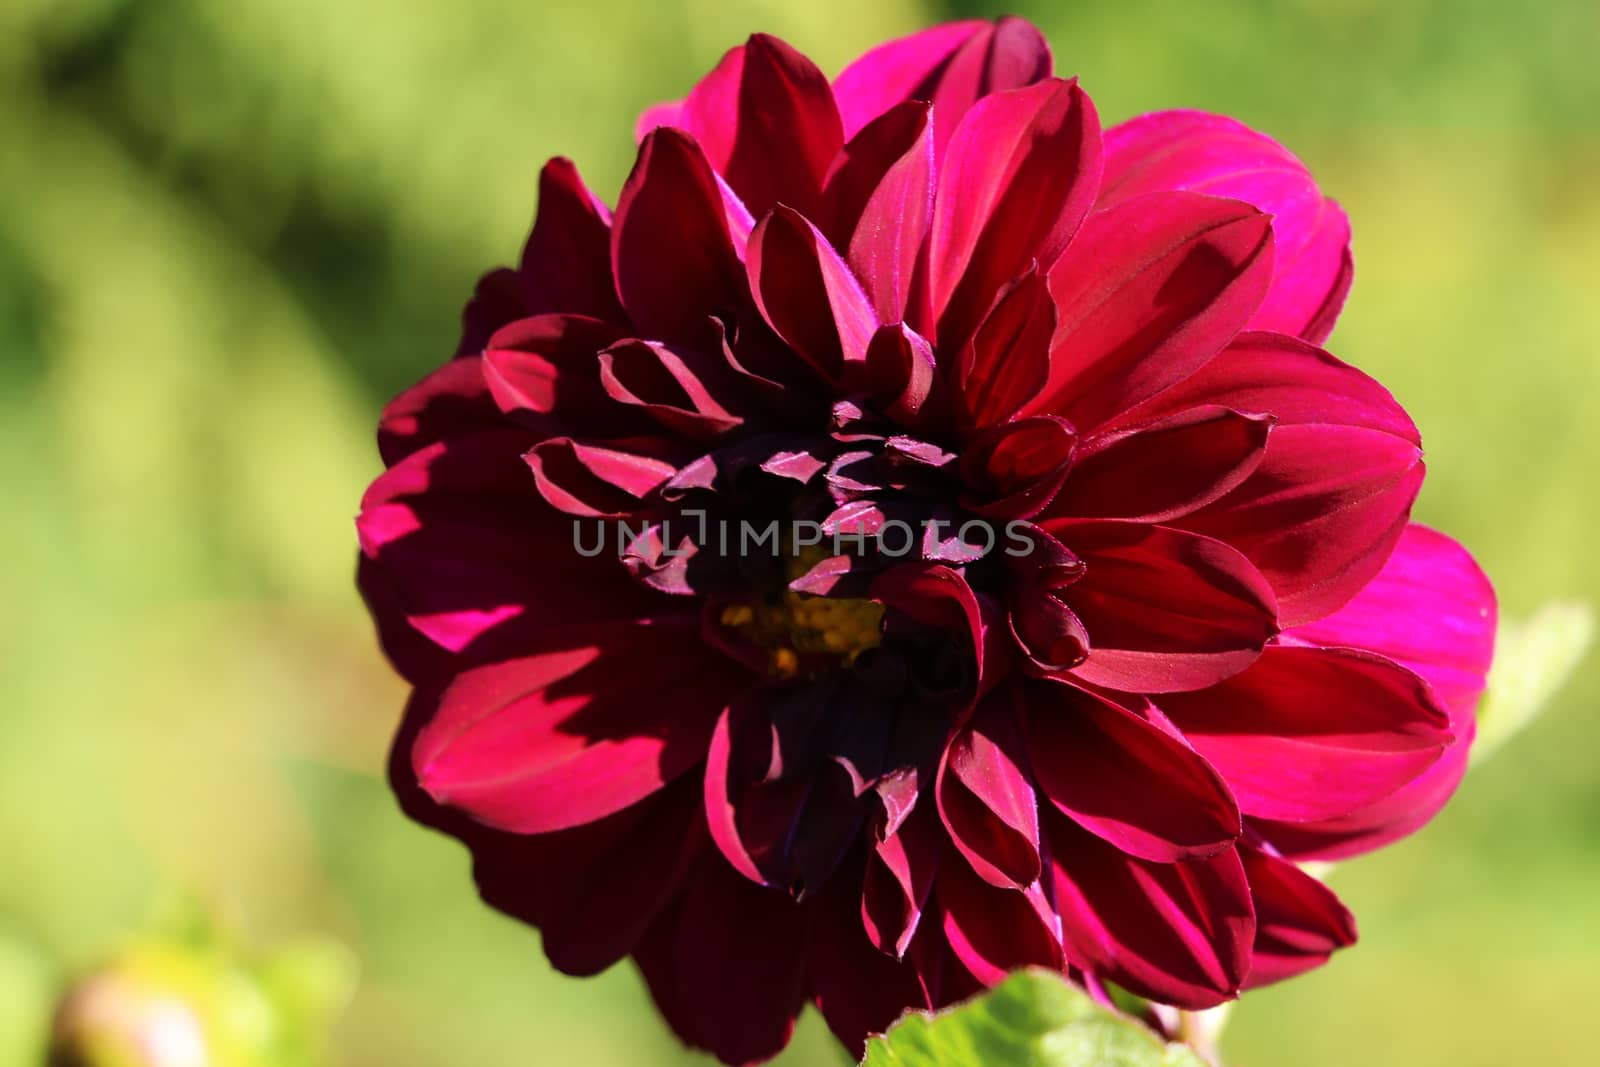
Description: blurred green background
xmin=2 ymin=0 xmax=1596 ymax=1063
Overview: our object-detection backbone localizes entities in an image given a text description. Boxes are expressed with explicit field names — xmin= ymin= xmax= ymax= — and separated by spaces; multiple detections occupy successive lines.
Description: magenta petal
xmin=1180 ymin=423 xmax=1424 ymax=627
xmin=597 ymin=338 xmax=745 ymax=440
xmin=680 ymin=34 xmax=843 ymax=217
xmin=862 ymin=804 xmax=941 ymax=958
xmin=1160 ymin=645 xmax=1452 ymax=823
xmin=1289 ymin=523 xmax=1496 ymax=714
xmin=832 ymin=17 xmax=1051 ymax=144
xmin=960 ymin=416 xmax=1077 ymax=520
xmin=1239 ymin=844 xmax=1357 ymax=988
xmin=411 ymin=619 xmax=740 ymax=833
xmin=865 ymin=322 xmax=940 ymax=429
xmin=1047 ymin=520 xmax=1279 ymax=692
xmin=937 ymin=687 xmax=1042 ymax=887
xmin=1115 ymin=331 xmax=1419 ymax=444
xmin=930 ymin=78 xmax=1101 ymax=351
xmin=1050 ymin=406 xmax=1273 ymax=523
xmin=748 ymin=205 xmax=880 ymax=385
xmin=525 ymin=436 xmax=678 ymax=517
xmin=634 ymin=98 xmax=683 ymax=141
xmin=518 ymin=158 xmax=626 ymax=322
xmin=1025 ymin=680 xmax=1241 ymax=862
xmin=955 ymin=265 xmax=1054 ymax=429
xmin=820 ymin=101 xmax=936 ymax=322
xmin=1101 ymin=110 xmax=1352 ymax=344
xmin=1047 ymin=810 xmax=1254 ymax=1009
xmin=1032 ymin=192 xmax=1275 ymax=432
xmin=612 ymin=129 xmax=750 ymax=345
xmin=939 ymin=857 xmax=1062 ymax=986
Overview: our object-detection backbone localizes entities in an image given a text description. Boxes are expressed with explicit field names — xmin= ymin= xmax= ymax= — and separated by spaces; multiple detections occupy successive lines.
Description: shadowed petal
xmin=412 ymin=619 xmax=743 ymax=833
xmin=1025 ymin=680 xmax=1241 ymax=861
xmin=1101 ymin=110 xmax=1352 ymax=344
xmin=1239 ymin=844 xmax=1357 ymax=988
xmin=937 ymin=687 xmax=1042 ymax=887
xmin=939 ymin=857 xmax=1062 ymax=986
xmin=1046 ymin=520 xmax=1279 ymax=692
xmin=954 ymin=265 xmax=1055 ymax=429
xmin=519 ymin=158 xmax=627 ymax=322
xmin=525 ymin=436 xmax=681 ymax=517
xmin=1159 ymin=645 xmax=1452 ymax=823
xmin=1047 ymin=810 xmax=1254 ymax=1009
xmin=748 ymin=206 xmax=879 ymax=385
xmin=1030 ymin=192 xmax=1274 ymax=432
xmin=862 ymin=802 xmax=941 ymax=958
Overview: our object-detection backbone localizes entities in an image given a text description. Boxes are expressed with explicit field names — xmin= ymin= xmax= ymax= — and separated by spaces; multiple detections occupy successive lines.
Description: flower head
xmin=358 ymin=18 xmax=1496 ymax=1064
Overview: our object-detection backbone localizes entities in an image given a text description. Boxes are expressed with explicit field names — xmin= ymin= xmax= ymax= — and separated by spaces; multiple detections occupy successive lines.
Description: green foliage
xmin=863 ymin=971 xmax=1206 ymax=1067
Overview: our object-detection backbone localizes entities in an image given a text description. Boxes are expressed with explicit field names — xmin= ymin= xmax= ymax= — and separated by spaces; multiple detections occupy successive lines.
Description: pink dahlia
xmin=358 ymin=18 xmax=1496 ymax=1064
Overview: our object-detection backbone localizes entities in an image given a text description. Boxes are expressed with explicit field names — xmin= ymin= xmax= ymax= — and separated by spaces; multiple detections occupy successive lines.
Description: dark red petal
xmin=1100 ymin=110 xmax=1353 ymax=344
xmin=812 ymin=859 xmax=935 ymax=1058
xmin=376 ymin=356 xmax=498 ymax=466
xmin=937 ymin=687 xmax=1042 ymax=888
xmin=597 ymin=338 xmax=745 ymax=440
xmin=1025 ymin=680 xmax=1240 ymax=862
xmin=871 ymin=562 xmax=993 ymax=684
xmin=1179 ymin=424 xmax=1424 ymax=627
xmin=821 ymin=102 xmax=935 ymax=323
xmin=960 ymin=415 xmax=1077 ymax=520
xmin=1049 ymin=406 xmax=1273 ymax=523
xmin=1114 ymin=331 xmax=1419 ymax=444
xmin=930 ymin=78 xmax=1101 ymax=351
xmin=748 ymin=205 xmax=879 ymax=385
xmin=1047 ymin=810 xmax=1254 ymax=1009
xmin=524 ymin=436 xmax=679 ymax=517
xmin=955 ymin=265 xmax=1054 ymax=429
xmin=1007 ymin=583 xmax=1090 ymax=672
xmin=518 ymin=157 xmax=627 ymax=321
xmin=865 ymin=322 xmax=941 ymax=429
xmin=1047 ymin=520 xmax=1278 ymax=692
xmin=612 ymin=129 xmax=750 ymax=345
xmin=482 ymin=314 xmax=633 ymax=434
xmin=411 ymin=619 xmax=741 ymax=833
xmin=938 ymin=856 xmax=1062 ymax=986
xmin=455 ymin=268 xmax=528 ymax=357
xmin=1160 ymin=645 xmax=1452 ymax=823
xmin=680 ymin=34 xmax=843 ymax=217
xmin=832 ymin=17 xmax=1052 ymax=146
xmin=862 ymin=802 xmax=941 ymax=958
xmin=1031 ymin=192 xmax=1275 ymax=432
xmin=644 ymin=857 xmax=811 ymax=1066
xmin=1239 ymin=844 xmax=1357 ymax=988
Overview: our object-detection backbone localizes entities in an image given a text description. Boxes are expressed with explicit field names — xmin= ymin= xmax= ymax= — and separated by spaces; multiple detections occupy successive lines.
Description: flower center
xmin=719 ymin=545 xmax=885 ymax=677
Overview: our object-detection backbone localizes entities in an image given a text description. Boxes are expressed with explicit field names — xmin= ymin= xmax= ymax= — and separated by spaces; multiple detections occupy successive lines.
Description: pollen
xmin=721 ymin=544 xmax=885 ymax=676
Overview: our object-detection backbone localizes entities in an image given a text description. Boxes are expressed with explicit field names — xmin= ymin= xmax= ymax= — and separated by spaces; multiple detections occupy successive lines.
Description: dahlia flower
xmin=358 ymin=17 xmax=1496 ymax=1063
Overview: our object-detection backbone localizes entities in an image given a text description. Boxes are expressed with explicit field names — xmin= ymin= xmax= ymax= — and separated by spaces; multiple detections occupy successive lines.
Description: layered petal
xmin=1159 ymin=645 xmax=1453 ymax=823
xmin=1029 ymin=192 xmax=1274 ymax=432
xmin=1239 ymin=844 xmax=1357 ymax=988
xmin=748 ymin=206 xmax=878 ymax=384
xmin=518 ymin=157 xmax=627 ymax=321
xmin=412 ymin=619 xmax=743 ymax=833
xmin=1101 ymin=110 xmax=1352 ymax=343
xmin=937 ymin=688 xmax=1042 ymax=887
xmin=1046 ymin=520 xmax=1279 ymax=692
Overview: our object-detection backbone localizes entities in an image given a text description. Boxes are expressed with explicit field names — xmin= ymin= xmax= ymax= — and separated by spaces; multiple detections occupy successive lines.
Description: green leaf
xmin=1475 ymin=601 xmax=1594 ymax=764
xmin=862 ymin=969 xmax=1209 ymax=1067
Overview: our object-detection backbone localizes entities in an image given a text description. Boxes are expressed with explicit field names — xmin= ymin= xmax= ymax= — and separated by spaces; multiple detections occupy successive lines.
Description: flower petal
xmin=376 ymin=356 xmax=499 ymax=466
xmin=412 ymin=619 xmax=742 ymax=833
xmin=1025 ymin=680 xmax=1241 ymax=861
xmin=748 ymin=205 xmax=879 ymax=385
xmin=960 ymin=415 xmax=1077 ymax=520
xmin=937 ymin=687 xmax=1042 ymax=887
xmin=1030 ymin=192 xmax=1274 ymax=432
xmin=518 ymin=157 xmax=626 ymax=322
xmin=831 ymin=17 xmax=1052 ymax=146
xmin=1101 ymin=110 xmax=1352 ymax=344
xmin=1159 ymin=645 xmax=1452 ymax=823
xmin=1049 ymin=405 xmax=1273 ymax=523
xmin=820 ymin=101 xmax=936 ymax=323
xmin=525 ymin=436 xmax=680 ymax=517
xmin=1047 ymin=810 xmax=1255 ymax=1009
xmin=679 ymin=34 xmax=843 ymax=217
xmin=938 ymin=857 xmax=1062 ymax=986
xmin=862 ymin=803 xmax=941 ymax=958
xmin=612 ymin=129 xmax=750 ymax=345
xmin=597 ymin=338 xmax=747 ymax=440
xmin=929 ymin=78 xmax=1101 ymax=350
xmin=1047 ymin=520 xmax=1279 ymax=692
xmin=1239 ymin=844 xmax=1357 ymax=988
xmin=1179 ymin=423 xmax=1424 ymax=627
xmin=954 ymin=264 xmax=1055 ymax=429
xmin=482 ymin=314 xmax=633 ymax=435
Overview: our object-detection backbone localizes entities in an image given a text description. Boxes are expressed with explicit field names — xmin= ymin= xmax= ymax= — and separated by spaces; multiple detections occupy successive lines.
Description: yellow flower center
xmin=719 ymin=545 xmax=885 ymax=676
